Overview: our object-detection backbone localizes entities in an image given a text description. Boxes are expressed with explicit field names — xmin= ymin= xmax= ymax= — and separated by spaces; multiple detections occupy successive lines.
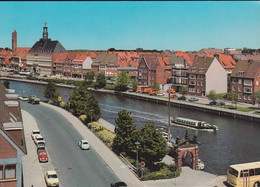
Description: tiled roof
xmin=198 ymin=48 xmax=224 ymax=54
xmin=52 ymin=53 xmax=68 ymax=63
xmin=188 ymin=57 xmax=215 ymax=74
xmin=231 ymin=60 xmax=260 ymax=78
xmin=141 ymin=54 xmax=160 ymax=70
xmin=29 ymin=39 xmax=67 ymax=53
xmin=157 ymin=55 xmax=172 ymax=70
xmin=218 ymin=54 xmax=236 ymax=69
xmin=166 ymin=52 xmax=185 ymax=65
xmin=94 ymin=53 xmax=118 ymax=66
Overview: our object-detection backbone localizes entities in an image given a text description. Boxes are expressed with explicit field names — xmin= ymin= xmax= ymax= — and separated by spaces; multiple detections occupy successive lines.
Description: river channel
xmin=8 ymin=80 xmax=260 ymax=175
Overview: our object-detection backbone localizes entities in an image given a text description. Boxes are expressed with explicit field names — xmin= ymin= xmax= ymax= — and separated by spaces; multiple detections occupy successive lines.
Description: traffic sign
xmin=58 ymin=96 xmax=62 ymax=102
xmin=140 ymin=161 xmax=145 ymax=167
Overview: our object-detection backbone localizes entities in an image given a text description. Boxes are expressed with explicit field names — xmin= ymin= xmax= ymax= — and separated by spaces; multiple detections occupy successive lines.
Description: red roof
xmin=52 ymin=53 xmax=68 ymax=63
xmin=175 ymin=51 xmax=193 ymax=65
xmin=218 ymin=54 xmax=236 ymax=69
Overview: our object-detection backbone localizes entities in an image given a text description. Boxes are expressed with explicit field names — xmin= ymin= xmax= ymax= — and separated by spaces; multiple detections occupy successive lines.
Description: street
xmin=21 ymin=101 xmax=120 ymax=187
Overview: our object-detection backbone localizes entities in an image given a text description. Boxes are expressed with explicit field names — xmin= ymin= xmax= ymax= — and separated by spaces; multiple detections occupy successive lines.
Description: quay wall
xmin=1 ymin=76 xmax=260 ymax=122
xmin=93 ymin=90 xmax=260 ymax=123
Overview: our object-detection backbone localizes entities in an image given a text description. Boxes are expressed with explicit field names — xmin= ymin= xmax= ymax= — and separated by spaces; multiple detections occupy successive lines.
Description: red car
xmin=170 ymin=94 xmax=178 ymax=98
xmin=38 ymin=150 xmax=48 ymax=163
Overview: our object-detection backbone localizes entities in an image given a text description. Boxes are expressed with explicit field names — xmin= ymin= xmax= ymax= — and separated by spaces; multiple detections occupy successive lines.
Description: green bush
xmin=96 ymin=129 xmax=116 ymax=147
xmin=88 ymin=122 xmax=103 ymax=132
xmin=104 ymin=83 xmax=116 ymax=90
xmin=79 ymin=114 xmax=87 ymax=122
xmin=60 ymin=101 xmax=66 ymax=108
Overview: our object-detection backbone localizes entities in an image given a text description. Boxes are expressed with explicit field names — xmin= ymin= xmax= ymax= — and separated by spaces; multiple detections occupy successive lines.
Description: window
xmin=0 ymin=166 xmax=3 ymax=180
xmin=231 ymin=78 xmax=237 ymax=83
xmin=255 ymin=168 xmax=260 ymax=175
xmin=238 ymin=87 xmax=241 ymax=92
xmin=189 ymin=74 xmax=195 ymax=79
xmin=197 ymin=81 xmax=200 ymax=86
xmin=249 ymin=169 xmax=255 ymax=176
xmin=238 ymin=79 xmax=242 ymax=84
xmin=5 ymin=165 xmax=16 ymax=179
xmin=232 ymin=86 xmax=236 ymax=91
xmin=256 ymin=81 xmax=259 ymax=86
xmin=244 ymin=79 xmax=252 ymax=86
xmin=189 ymin=88 xmax=195 ymax=92
xmin=244 ymin=95 xmax=248 ymax=100
xmin=258 ymin=73 xmax=260 ymax=78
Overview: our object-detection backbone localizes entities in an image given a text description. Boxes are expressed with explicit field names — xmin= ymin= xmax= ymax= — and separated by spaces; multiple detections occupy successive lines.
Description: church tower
xmin=12 ymin=30 xmax=17 ymax=52
xmin=42 ymin=20 xmax=48 ymax=40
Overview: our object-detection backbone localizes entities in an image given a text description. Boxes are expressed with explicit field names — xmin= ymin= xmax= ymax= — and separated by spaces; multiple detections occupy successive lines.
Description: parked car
xmin=78 ymin=140 xmax=90 ymax=150
xmin=38 ymin=150 xmax=48 ymax=163
xmin=34 ymin=135 xmax=45 ymax=145
xmin=188 ymin=97 xmax=199 ymax=102
xmin=44 ymin=171 xmax=59 ymax=186
xmin=170 ymin=94 xmax=178 ymax=98
xmin=111 ymin=182 xmax=127 ymax=187
xmin=37 ymin=146 xmax=45 ymax=153
xmin=37 ymin=141 xmax=45 ymax=149
xmin=28 ymin=96 xmax=40 ymax=104
xmin=31 ymin=130 xmax=40 ymax=140
xmin=156 ymin=92 xmax=164 ymax=96
xmin=178 ymin=96 xmax=187 ymax=100
xmin=209 ymin=101 xmax=225 ymax=106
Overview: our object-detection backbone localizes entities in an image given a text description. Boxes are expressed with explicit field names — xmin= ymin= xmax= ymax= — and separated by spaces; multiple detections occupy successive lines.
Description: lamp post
xmin=90 ymin=109 xmax=93 ymax=123
xmin=135 ymin=141 xmax=140 ymax=169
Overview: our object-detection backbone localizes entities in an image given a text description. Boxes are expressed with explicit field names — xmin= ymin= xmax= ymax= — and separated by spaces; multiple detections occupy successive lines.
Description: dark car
xmin=110 ymin=182 xmax=127 ymax=187
xmin=209 ymin=101 xmax=225 ymax=106
xmin=178 ymin=96 xmax=187 ymax=100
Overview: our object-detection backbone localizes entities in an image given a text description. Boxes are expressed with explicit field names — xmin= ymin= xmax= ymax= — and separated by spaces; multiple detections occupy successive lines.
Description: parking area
xmin=22 ymin=110 xmax=57 ymax=187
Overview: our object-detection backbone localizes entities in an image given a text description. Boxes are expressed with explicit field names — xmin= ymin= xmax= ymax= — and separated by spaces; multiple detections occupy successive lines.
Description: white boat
xmin=198 ymin=159 xmax=205 ymax=170
xmin=171 ymin=117 xmax=218 ymax=131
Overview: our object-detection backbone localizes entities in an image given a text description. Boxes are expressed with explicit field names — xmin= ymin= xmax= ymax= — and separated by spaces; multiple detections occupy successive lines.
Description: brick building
xmin=0 ymin=82 xmax=27 ymax=187
xmin=230 ymin=60 xmax=260 ymax=104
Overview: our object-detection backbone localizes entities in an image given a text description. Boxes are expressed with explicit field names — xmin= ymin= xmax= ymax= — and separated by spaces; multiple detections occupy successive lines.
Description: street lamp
xmin=90 ymin=109 xmax=93 ymax=123
xmin=135 ymin=141 xmax=140 ymax=169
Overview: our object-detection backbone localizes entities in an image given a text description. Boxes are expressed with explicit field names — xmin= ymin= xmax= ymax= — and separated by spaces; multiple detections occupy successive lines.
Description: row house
xmin=138 ymin=54 xmax=166 ymax=87
xmin=0 ymin=82 xmax=27 ymax=187
xmin=0 ymin=50 xmax=12 ymax=69
xmin=167 ymin=53 xmax=188 ymax=92
xmin=9 ymin=48 xmax=30 ymax=71
xmin=92 ymin=53 xmax=119 ymax=78
xmin=230 ymin=60 xmax=260 ymax=104
xmin=188 ymin=57 xmax=227 ymax=96
xmin=52 ymin=53 xmax=68 ymax=77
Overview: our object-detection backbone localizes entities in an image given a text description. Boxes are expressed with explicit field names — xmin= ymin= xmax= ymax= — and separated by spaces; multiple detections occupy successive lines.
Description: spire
xmin=42 ymin=20 xmax=48 ymax=40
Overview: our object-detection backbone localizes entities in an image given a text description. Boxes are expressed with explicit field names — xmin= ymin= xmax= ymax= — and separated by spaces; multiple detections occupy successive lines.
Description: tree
xmin=68 ymin=85 xmax=101 ymax=122
xmin=112 ymin=109 xmax=136 ymax=154
xmin=95 ymin=73 xmax=106 ymax=88
xmin=131 ymin=79 xmax=138 ymax=92
xmin=3 ymin=80 xmax=10 ymax=89
xmin=115 ymin=72 xmax=129 ymax=91
xmin=108 ymin=48 xmax=116 ymax=52
xmin=179 ymin=85 xmax=188 ymax=96
xmin=85 ymin=71 xmax=95 ymax=85
xmin=151 ymin=82 xmax=160 ymax=91
xmin=136 ymin=123 xmax=168 ymax=168
xmin=44 ymin=81 xmax=58 ymax=100
xmin=207 ymin=90 xmax=218 ymax=102
xmin=136 ymin=48 xmax=143 ymax=52
xmin=253 ymin=89 xmax=260 ymax=108
xmin=227 ymin=91 xmax=239 ymax=107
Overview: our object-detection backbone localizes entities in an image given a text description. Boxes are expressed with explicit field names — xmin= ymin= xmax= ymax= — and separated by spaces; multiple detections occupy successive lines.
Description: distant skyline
xmin=1 ymin=1 xmax=260 ymax=51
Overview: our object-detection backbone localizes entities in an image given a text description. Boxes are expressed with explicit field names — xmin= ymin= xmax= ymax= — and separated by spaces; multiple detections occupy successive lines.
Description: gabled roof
xmin=140 ymin=54 xmax=160 ymax=70
xmin=12 ymin=48 xmax=31 ymax=59
xmin=198 ymin=48 xmax=224 ymax=54
xmin=29 ymin=39 xmax=67 ymax=53
xmin=188 ymin=57 xmax=215 ymax=74
xmin=231 ymin=60 xmax=260 ymax=78
xmin=166 ymin=52 xmax=185 ymax=65
xmin=157 ymin=55 xmax=172 ymax=70
xmin=94 ymin=53 xmax=118 ymax=66
xmin=218 ymin=54 xmax=236 ymax=69
xmin=52 ymin=53 xmax=68 ymax=63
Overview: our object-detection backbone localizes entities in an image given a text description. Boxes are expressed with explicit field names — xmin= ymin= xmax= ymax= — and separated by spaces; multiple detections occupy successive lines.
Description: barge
xmin=171 ymin=117 xmax=218 ymax=131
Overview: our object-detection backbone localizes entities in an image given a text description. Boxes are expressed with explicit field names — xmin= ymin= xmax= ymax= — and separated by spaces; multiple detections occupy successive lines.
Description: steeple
xmin=42 ymin=20 xmax=48 ymax=40
xmin=12 ymin=30 xmax=17 ymax=52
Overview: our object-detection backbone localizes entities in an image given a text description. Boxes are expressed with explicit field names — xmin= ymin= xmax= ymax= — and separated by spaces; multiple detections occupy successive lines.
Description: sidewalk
xmin=40 ymin=102 xmax=226 ymax=187
xmin=22 ymin=110 xmax=47 ymax=187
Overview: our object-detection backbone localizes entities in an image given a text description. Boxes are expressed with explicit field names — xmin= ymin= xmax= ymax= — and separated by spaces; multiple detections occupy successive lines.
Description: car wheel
xmin=254 ymin=181 xmax=260 ymax=187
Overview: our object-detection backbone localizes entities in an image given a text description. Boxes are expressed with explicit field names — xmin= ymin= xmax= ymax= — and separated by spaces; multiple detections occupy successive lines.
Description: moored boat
xmin=171 ymin=117 xmax=218 ymax=131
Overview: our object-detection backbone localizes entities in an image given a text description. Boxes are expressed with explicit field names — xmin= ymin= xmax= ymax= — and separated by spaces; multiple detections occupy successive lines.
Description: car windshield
xmin=33 ymin=132 xmax=40 ymax=135
xmin=40 ymin=152 xmax=47 ymax=155
xmin=48 ymin=174 xmax=57 ymax=178
xmin=83 ymin=142 xmax=88 ymax=144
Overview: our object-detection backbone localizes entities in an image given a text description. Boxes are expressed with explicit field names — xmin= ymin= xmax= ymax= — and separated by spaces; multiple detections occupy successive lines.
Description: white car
xmin=44 ymin=170 xmax=59 ymax=186
xmin=34 ymin=135 xmax=45 ymax=145
xmin=37 ymin=141 xmax=45 ymax=149
xmin=78 ymin=140 xmax=90 ymax=150
xmin=31 ymin=130 xmax=40 ymax=140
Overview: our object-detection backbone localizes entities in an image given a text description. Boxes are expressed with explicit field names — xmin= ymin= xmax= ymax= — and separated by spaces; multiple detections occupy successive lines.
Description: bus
xmin=227 ymin=161 xmax=260 ymax=187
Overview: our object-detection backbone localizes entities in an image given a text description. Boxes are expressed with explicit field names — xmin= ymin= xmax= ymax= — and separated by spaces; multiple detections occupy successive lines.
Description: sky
xmin=0 ymin=1 xmax=260 ymax=51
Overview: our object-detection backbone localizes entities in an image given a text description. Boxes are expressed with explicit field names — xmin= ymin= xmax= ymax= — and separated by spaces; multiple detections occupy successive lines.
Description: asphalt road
xmin=21 ymin=102 xmax=120 ymax=187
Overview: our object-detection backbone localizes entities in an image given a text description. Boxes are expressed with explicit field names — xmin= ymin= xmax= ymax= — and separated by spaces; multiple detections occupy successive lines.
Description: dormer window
xmin=199 ymin=68 xmax=204 ymax=72
xmin=237 ymin=71 xmax=245 ymax=76
xmin=191 ymin=67 xmax=197 ymax=71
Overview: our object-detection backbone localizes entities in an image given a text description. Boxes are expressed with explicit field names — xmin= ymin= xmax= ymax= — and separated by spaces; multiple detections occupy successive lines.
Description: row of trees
xmin=112 ymin=109 xmax=168 ymax=169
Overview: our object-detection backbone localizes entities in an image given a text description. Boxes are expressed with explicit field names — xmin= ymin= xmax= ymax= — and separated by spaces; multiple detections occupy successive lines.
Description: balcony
xmin=244 ymin=87 xmax=252 ymax=93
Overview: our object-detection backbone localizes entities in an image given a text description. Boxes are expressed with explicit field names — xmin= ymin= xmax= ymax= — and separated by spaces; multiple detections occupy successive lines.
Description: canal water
xmin=8 ymin=80 xmax=260 ymax=175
